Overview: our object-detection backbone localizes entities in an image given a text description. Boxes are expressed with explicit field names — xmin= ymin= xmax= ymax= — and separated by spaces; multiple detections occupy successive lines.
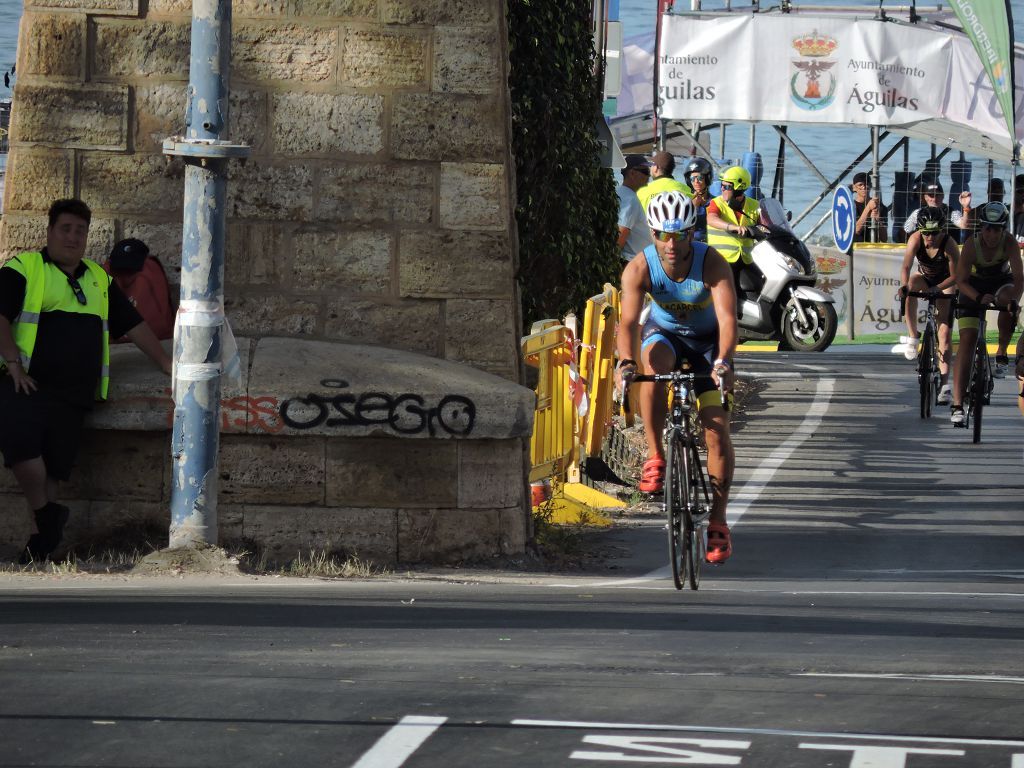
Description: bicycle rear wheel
xmin=918 ymin=325 xmax=935 ymax=418
xmin=972 ymin=349 xmax=987 ymax=444
xmin=664 ymin=432 xmax=687 ymax=590
xmin=683 ymin=438 xmax=709 ymax=590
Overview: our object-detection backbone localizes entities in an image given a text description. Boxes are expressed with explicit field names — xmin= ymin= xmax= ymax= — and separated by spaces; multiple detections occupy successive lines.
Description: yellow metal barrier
xmin=577 ymin=284 xmax=619 ymax=462
xmin=522 ymin=286 xmax=627 ymax=525
xmin=521 ymin=320 xmax=577 ymax=484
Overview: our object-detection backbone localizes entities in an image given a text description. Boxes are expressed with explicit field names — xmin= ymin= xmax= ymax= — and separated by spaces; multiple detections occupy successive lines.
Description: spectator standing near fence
xmin=617 ymin=154 xmax=653 ymax=261
xmin=852 ymin=172 xmax=888 ymax=243
xmin=637 ymin=151 xmax=692 ymax=213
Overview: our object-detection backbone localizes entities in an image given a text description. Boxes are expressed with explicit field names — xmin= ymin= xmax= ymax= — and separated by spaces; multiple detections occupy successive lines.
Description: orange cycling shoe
xmin=638 ymin=457 xmax=665 ymax=493
xmin=706 ymin=522 xmax=732 ymax=564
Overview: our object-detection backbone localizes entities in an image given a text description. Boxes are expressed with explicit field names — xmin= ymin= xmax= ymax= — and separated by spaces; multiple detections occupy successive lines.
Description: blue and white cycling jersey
xmin=643 ymin=241 xmax=718 ymax=339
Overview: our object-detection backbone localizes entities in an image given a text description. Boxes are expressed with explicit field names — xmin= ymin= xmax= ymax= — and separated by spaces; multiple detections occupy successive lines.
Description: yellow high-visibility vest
xmin=2 ymin=251 xmax=111 ymax=400
xmin=637 ymin=177 xmax=693 ymax=213
xmin=706 ymin=195 xmax=760 ymax=264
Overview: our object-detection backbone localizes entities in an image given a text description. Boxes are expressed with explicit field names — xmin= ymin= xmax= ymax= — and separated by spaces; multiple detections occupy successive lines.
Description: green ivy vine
xmin=507 ymin=0 xmax=621 ymax=330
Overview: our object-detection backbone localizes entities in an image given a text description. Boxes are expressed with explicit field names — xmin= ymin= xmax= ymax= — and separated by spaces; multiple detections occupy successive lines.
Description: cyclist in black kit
xmin=897 ymin=206 xmax=959 ymax=402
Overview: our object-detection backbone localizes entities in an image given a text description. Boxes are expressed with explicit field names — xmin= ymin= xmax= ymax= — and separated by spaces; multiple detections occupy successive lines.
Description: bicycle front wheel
xmin=972 ymin=349 xmax=987 ymax=444
xmin=683 ymin=438 xmax=709 ymax=590
xmin=919 ymin=325 xmax=935 ymax=419
xmin=664 ymin=432 xmax=688 ymax=590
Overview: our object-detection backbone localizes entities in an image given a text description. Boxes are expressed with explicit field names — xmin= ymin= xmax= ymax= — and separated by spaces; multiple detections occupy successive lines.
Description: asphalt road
xmin=1 ymin=349 xmax=1022 ymax=768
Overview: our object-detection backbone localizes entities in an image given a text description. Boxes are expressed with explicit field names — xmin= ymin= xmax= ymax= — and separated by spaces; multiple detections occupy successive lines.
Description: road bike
xmin=951 ymin=298 xmax=1018 ymax=443
xmin=899 ymin=289 xmax=953 ymax=419
xmin=627 ymin=369 xmax=718 ymax=590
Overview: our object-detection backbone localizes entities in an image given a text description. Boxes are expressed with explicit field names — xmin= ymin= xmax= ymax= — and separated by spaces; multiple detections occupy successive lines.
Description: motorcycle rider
xmin=615 ymin=191 xmax=738 ymax=564
xmin=706 ymin=166 xmax=761 ymax=300
xmin=683 ymin=156 xmax=714 ymax=241
xmin=897 ymin=207 xmax=959 ymax=402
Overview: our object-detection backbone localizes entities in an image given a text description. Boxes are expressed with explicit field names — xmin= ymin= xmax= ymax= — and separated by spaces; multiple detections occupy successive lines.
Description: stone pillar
xmin=0 ymin=0 xmax=533 ymax=563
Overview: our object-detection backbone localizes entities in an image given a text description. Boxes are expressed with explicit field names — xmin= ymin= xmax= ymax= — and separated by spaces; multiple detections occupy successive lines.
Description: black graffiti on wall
xmin=279 ymin=379 xmax=476 ymax=437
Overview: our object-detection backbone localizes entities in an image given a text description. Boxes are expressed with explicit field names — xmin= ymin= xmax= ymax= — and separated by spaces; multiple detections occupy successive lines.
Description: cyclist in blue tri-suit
xmin=615 ymin=191 xmax=739 ymax=563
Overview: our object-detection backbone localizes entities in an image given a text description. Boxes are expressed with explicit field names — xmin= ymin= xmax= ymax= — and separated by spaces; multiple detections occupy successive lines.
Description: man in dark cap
xmin=616 ymin=154 xmax=653 ymax=260
xmin=637 ymin=150 xmax=692 ymax=213
xmin=851 ymin=171 xmax=888 ymax=243
xmin=105 ymin=238 xmax=175 ymax=341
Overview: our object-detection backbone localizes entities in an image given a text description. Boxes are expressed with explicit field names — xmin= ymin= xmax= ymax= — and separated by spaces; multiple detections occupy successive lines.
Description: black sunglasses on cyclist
xmin=720 ymin=181 xmax=734 ymax=190
xmin=67 ymin=275 xmax=87 ymax=306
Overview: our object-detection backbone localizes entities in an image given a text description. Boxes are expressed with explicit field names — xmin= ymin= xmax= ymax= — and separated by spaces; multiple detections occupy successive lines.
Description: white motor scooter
xmin=735 ymin=198 xmax=838 ymax=352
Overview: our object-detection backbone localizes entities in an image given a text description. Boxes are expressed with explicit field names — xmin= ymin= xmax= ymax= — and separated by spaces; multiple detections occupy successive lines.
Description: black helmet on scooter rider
xmin=916 ymin=206 xmax=945 ymax=233
xmin=683 ymin=157 xmax=713 ymax=188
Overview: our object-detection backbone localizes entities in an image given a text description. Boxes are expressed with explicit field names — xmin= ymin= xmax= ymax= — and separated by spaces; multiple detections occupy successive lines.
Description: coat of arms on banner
xmin=791 ymin=31 xmax=838 ymax=111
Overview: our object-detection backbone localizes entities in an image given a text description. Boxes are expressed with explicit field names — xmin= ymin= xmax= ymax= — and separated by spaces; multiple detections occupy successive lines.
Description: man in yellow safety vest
xmin=637 ymin=151 xmax=692 ymax=214
xmin=0 ymin=199 xmax=172 ymax=564
xmin=706 ymin=166 xmax=761 ymax=293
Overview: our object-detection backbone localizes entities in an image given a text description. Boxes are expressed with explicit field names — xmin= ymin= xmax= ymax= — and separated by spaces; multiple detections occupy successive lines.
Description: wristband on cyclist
xmin=617 ymin=358 xmax=636 ymax=370
xmin=713 ymin=358 xmax=731 ymax=370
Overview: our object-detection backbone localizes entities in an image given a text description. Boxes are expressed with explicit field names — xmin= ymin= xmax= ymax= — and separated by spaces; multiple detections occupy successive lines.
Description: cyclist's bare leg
xmin=994 ymin=285 xmax=1018 ymax=358
xmin=639 ymin=341 xmax=675 ymax=460
xmin=699 ymin=405 xmax=733 ymax=526
xmin=937 ymin=301 xmax=953 ymax=381
xmin=953 ymin=325 xmax=979 ymax=408
xmin=905 ymin=272 xmax=928 ymax=339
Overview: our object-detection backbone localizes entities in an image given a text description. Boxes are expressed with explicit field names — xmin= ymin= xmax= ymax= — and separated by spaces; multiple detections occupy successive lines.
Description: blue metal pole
xmin=163 ymin=0 xmax=249 ymax=549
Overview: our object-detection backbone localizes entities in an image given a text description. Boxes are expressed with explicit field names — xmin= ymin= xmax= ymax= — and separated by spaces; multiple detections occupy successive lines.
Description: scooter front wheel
xmin=779 ymin=299 xmax=837 ymax=352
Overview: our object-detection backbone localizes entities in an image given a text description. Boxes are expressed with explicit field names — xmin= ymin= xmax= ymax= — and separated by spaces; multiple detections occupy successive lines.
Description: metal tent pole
xmin=869 ymin=126 xmax=880 ymax=243
xmin=162 ymin=0 xmax=249 ymax=549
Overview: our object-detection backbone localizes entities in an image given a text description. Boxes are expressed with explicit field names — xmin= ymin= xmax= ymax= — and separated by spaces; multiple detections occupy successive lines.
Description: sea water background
xmin=618 ymin=0 xmax=1024 ymax=238
xmin=2 ymin=0 xmax=1024 ymax=234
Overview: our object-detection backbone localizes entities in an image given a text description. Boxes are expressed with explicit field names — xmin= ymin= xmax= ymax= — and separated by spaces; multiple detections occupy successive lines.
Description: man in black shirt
xmin=0 ymin=199 xmax=172 ymax=563
xmin=852 ymin=172 xmax=889 ymax=243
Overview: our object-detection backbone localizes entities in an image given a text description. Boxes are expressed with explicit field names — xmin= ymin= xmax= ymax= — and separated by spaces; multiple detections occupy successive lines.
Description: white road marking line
xmin=727 ymin=376 xmax=834 ymax=528
xmin=586 ymin=565 xmax=672 ymax=588
xmin=741 ymin=371 xmax=907 ymax=379
xmin=586 ymin=376 xmax=835 ymax=589
xmin=510 ymin=718 xmax=1024 ymax=748
xmin=847 ymin=569 xmax=1024 ymax=575
xmin=797 ymin=673 xmax=1024 ymax=686
xmin=799 ymin=743 xmax=965 ymax=766
xmin=350 ymin=715 xmax=447 ymax=768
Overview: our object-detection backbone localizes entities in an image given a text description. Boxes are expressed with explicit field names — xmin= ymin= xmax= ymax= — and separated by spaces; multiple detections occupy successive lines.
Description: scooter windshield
xmin=758 ymin=198 xmax=796 ymax=235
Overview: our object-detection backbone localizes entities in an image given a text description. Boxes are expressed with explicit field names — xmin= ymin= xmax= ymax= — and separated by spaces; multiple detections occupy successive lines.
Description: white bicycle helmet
xmin=646 ymin=190 xmax=697 ymax=233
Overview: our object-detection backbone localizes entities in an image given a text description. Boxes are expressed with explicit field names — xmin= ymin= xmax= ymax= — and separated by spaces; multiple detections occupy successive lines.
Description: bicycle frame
xmin=899 ymin=289 xmax=953 ymax=419
xmin=629 ymin=370 xmax=715 ymax=590
xmin=951 ymin=298 xmax=1019 ymax=443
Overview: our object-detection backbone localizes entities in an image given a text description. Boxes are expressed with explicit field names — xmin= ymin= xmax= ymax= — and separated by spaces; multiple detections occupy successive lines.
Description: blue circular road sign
xmin=832 ymin=185 xmax=855 ymax=252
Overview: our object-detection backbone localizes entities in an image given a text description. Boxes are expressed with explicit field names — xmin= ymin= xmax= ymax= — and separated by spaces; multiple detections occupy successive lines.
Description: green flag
xmin=950 ymin=0 xmax=1016 ymax=153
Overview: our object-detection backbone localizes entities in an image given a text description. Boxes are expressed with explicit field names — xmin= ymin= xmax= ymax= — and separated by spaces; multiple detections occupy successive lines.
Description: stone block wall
xmin=0 ymin=1 xmax=535 ymax=563
xmin=1 ymin=0 xmax=521 ymax=381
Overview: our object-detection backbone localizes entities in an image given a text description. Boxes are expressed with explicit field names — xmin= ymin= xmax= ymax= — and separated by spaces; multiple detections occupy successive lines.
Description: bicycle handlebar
xmin=948 ymin=298 xmax=1020 ymax=314
xmin=897 ymin=288 xmax=953 ymax=320
xmin=623 ymin=370 xmax=731 ymax=412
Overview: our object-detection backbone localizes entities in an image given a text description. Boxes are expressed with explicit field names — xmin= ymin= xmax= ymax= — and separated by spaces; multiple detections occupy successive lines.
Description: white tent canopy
xmin=615 ymin=6 xmax=1023 ymax=163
